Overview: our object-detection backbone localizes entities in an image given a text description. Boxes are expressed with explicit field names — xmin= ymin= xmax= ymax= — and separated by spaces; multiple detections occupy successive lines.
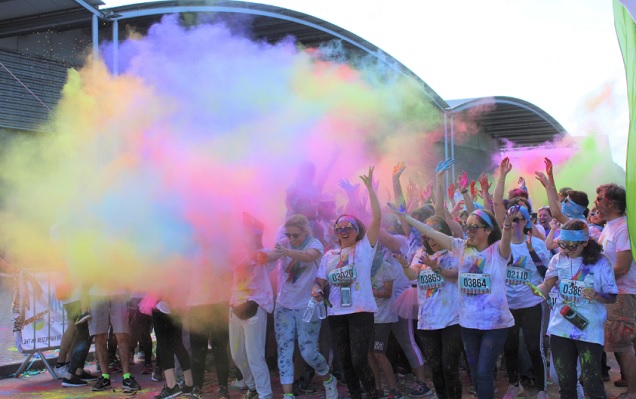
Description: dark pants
xmin=189 ymin=303 xmax=230 ymax=390
xmin=129 ymin=298 xmax=153 ymax=363
xmin=550 ymin=335 xmax=606 ymax=399
xmin=461 ymin=327 xmax=507 ymax=399
xmin=328 ymin=312 xmax=377 ymax=399
xmin=418 ymin=324 xmax=463 ymax=399
xmin=64 ymin=301 xmax=92 ymax=376
xmin=504 ymin=303 xmax=547 ymax=391
xmin=152 ymin=310 xmax=191 ymax=371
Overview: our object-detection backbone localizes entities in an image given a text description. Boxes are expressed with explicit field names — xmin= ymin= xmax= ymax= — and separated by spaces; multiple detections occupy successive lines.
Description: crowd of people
xmin=9 ymin=157 xmax=636 ymax=399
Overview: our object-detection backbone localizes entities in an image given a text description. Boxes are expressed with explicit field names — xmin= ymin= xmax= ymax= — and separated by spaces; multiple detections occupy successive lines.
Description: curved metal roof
xmin=447 ymin=96 xmax=567 ymax=147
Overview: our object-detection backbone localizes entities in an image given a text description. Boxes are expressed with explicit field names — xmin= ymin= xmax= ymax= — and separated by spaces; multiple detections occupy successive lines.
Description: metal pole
xmin=450 ymin=113 xmax=455 ymax=179
xmin=113 ymin=19 xmax=119 ymax=76
xmin=443 ymin=111 xmax=449 ymax=188
xmin=92 ymin=14 xmax=98 ymax=61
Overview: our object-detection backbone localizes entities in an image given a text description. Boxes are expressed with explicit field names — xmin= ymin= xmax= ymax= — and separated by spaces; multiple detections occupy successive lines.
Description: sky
xmin=100 ymin=0 xmax=629 ymax=169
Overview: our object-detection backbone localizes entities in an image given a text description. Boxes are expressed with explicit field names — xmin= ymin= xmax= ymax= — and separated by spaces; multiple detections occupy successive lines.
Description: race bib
xmin=505 ymin=267 xmax=531 ymax=286
xmin=418 ymin=269 xmax=444 ymax=291
xmin=460 ymin=273 xmax=491 ymax=295
xmin=559 ymin=279 xmax=585 ymax=303
xmin=548 ymin=292 xmax=558 ymax=309
xmin=328 ymin=265 xmax=357 ymax=287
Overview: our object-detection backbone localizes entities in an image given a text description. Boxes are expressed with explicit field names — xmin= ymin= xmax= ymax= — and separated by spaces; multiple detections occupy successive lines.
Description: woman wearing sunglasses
xmin=311 ymin=166 xmax=382 ymax=399
xmin=390 ymin=203 xmax=517 ymax=399
xmin=534 ymin=220 xmax=617 ymax=399
xmin=262 ymin=214 xmax=338 ymax=399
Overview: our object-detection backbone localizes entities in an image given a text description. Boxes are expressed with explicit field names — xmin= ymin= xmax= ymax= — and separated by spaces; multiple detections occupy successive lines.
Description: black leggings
xmin=129 ymin=298 xmax=153 ymax=363
xmin=189 ymin=303 xmax=230 ymax=389
xmin=328 ymin=312 xmax=377 ymax=399
xmin=417 ymin=324 xmax=463 ymax=399
xmin=503 ymin=303 xmax=547 ymax=391
xmin=152 ymin=310 xmax=191 ymax=371
xmin=550 ymin=335 xmax=605 ymax=399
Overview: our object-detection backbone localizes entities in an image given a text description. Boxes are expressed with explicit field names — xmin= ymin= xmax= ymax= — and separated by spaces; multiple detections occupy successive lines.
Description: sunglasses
xmin=284 ymin=232 xmax=301 ymax=239
xmin=558 ymin=241 xmax=582 ymax=250
xmin=462 ymin=223 xmax=486 ymax=233
xmin=335 ymin=226 xmax=356 ymax=235
xmin=589 ymin=211 xmax=598 ymax=217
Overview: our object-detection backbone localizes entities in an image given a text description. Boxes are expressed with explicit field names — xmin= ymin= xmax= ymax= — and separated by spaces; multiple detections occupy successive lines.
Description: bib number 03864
xmin=460 ymin=273 xmax=491 ymax=295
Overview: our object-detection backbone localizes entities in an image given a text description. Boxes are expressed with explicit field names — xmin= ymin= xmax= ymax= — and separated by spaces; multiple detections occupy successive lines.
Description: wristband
xmin=461 ymin=190 xmax=468 ymax=194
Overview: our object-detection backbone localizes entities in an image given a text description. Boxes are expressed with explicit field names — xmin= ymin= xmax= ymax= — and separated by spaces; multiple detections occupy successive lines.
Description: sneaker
xmin=324 ymin=376 xmax=338 ymax=399
xmin=54 ymin=363 xmax=67 ymax=379
xmin=294 ymin=378 xmax=317 ymax=394
xmin=142 ymin=362 xmax=154 ymax=375
xmin=503 ymin=383 xmax=525 ymax=399
xmin=241 ymin=390 xmax=258 ymax=399
xmin=75 ymin=312 xmax=92 ymax=325
xmin=62 ymin=375 xmax=88 ymax=387
xmin=92 ymin=376 xmax=112 ymax=391
xmin=123 ymin=376 xmax=142 ymax=392
xmin=536 ymin=391 xmax=549 ymax=399
xmin=219 ymin=386 xmax=231 ymax=399
xmin=77 ymin=370 xmax=98 ymax=381
xmin=231 ymin=378 xmax=248 ymax=391
xmin=154 ymin=384 xmax=182 ymax=399
xmin=190 ymin=386 xmax=203 ymax=399
xmin=156 ymin=301 xmax=172 ymax=314
xmin=408 ymin=381 xmax=432 ymax=398
xmin=152 ymin=367 xmax=163 ymax=382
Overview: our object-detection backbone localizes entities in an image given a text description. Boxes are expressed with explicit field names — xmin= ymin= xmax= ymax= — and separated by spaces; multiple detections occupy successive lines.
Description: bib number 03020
xmin=460 ymin=273 xmax=491 ymax=295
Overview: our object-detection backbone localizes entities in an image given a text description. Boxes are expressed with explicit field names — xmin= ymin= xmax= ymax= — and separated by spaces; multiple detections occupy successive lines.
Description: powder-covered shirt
xmin=276 ymin=238 xmax=324 ymax=310
xmin=452 ymin=238 xmax=514 ymax=330
xmin=371 ymin=260 xmax=398 ymax=324
xmin=506 ymin=237 xmax=551 ymax=310
xmin=230 ymin=256 xmax=276 ymax=313
xmin=317 ymin=235 xmax=378 ymax=316
xmin=410 ymin=248 xmax=460 ymax=330
xmin=545 ymin=253 xmax=618 ymax=345
xmin=598 ymin=216 xmax=636 ymax=294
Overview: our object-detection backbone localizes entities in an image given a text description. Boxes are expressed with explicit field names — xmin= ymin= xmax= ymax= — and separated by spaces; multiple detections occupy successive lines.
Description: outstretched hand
xmin=393 ymin=162 xmax=406 ymax=179
xmin=458 ymin=171 xmax=469 ymax=191
xmin=435 ymin=159 xmax=455 ymax=176
xmin=534 ymin=172 xmax=549 ymax=188
xmin=499 ymin=157 xmax=512 ymax=176
xmin=360 ymin=166 xmax=375 ymax=189
xmin=478 ymin=173 xmax=491 ymax=191
xmin=338 ymin=178 xmax=360 ymax=194
xmin=387 ymin=202 xmax=407 ymax=215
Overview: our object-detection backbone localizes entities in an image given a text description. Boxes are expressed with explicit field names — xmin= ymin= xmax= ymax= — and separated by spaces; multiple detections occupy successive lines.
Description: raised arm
xmin=534 ymin=158 xmax=568 ymax=224
xmin=434 ymin=159 xmax=455 ymax=218
xmin=478 ymin=173 xmax=493 ymax=213
xmin=388 ymin=203 xmax=453 ymax=251
xmin=392 ymin=162 xmax=407 ymax=209
xmin=361 ymin=166 xmax=381 ymax=247
xmin=499 ymin=204 xmax=520 ymax=260
xmin=493 ymin=157 xmax=512 ymax=226
xmin=458 ymin=171 xmax=475 ymax=213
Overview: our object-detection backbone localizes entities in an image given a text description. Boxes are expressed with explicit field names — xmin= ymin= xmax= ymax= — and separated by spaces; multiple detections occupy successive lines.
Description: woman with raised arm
xmin=493 ymin=158 xmax=551 ymax=399
xmin=390 ymin=201 xmax=518 ymax=399
xmin=311 ymin=166 xmax=382 ymax=399
xmin=534 ymin=220 xmax=617 ymax=399
xmin=534 ymin=158 xmax=588 ymax=223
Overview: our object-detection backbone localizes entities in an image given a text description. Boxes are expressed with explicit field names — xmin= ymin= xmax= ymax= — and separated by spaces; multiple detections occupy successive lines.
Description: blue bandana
xmin=517 ymin=206 xmax=533 ymax=229
xmin=558 ymin=229 xmax=589 ymax=242
xmin=472 ymin=210 xmax=493 ymax=229
xmin=561 ymin=198 xmax=586 ymax=220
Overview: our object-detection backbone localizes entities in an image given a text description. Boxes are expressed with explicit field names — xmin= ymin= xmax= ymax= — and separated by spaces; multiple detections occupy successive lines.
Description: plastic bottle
xmin=302 ymin=299 xmax=317 ymax=322
xmin=584 ymin=273 xmax=595 ymax=303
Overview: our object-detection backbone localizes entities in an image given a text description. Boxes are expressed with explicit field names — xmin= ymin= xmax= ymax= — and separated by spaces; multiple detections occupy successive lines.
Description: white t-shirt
xmin=545 ymin=253 xmax=618 ymax=345
xmin=371 ymin=260 xmax=398 ymax=323
xmin=378 ymin=236 xmax=412 ymax=298
xmin=276 ymin=238 xmax=324 ymax=310
xmin=317 ymin=235 xmax=379 ymax=316
xmin=230 ymin=256 xmax=276 ymax=313
xmin=411 ymin=249 xmax=460 ymax=330
xmin=452 ymin=238 xmax=515 ymax=330
xmin=506 ymin=237 xmax=551 ymax=310
xmin=598 ymin=216 xmax=636 ymax=294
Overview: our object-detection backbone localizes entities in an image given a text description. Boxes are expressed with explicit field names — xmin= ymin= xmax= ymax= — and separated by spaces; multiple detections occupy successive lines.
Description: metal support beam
xmin=72 ymin=0 xmax=105 ymax=18
xmin=113 ymin=19 xmax=118 ymax=76
xmin=92 ymin=14 xmax=98 ymax=61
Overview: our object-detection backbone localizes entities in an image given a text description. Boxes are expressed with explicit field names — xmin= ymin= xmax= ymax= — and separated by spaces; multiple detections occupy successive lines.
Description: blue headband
xmin=472 ymin=210 xmax=494 ymax=229
xmin=562 ymin=198 xmax=586 ymax=220
xmin=558 ymin=229 xmax=589 ymax=242
xmin=517 ymin=206 xmax=532 ymax=229
xmin=335 ymin=215 xmax=360 ymax=234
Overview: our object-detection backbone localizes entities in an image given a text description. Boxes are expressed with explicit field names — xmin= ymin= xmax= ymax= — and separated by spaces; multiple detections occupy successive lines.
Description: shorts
xmin=605 ymin=294 xmax=636 ymax=353
xmin=88 ymin=295 xmax=130 ymax=336
xmin=370 ymin=323 xmax=392 ymax=354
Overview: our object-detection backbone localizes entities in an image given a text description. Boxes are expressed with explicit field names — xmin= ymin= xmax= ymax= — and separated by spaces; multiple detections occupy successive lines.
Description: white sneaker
xmin=324 ymin=376 xmax=338 ymax=399
xmin=503 ymin=383 xmax=524 ymax=399
xmin=230 ymin=379 xmax=248 ymax=391
xmin=536 ymin=391 xmax=549 ymax=399
xmin=54 ymin=363 xmax=68 ymax=379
